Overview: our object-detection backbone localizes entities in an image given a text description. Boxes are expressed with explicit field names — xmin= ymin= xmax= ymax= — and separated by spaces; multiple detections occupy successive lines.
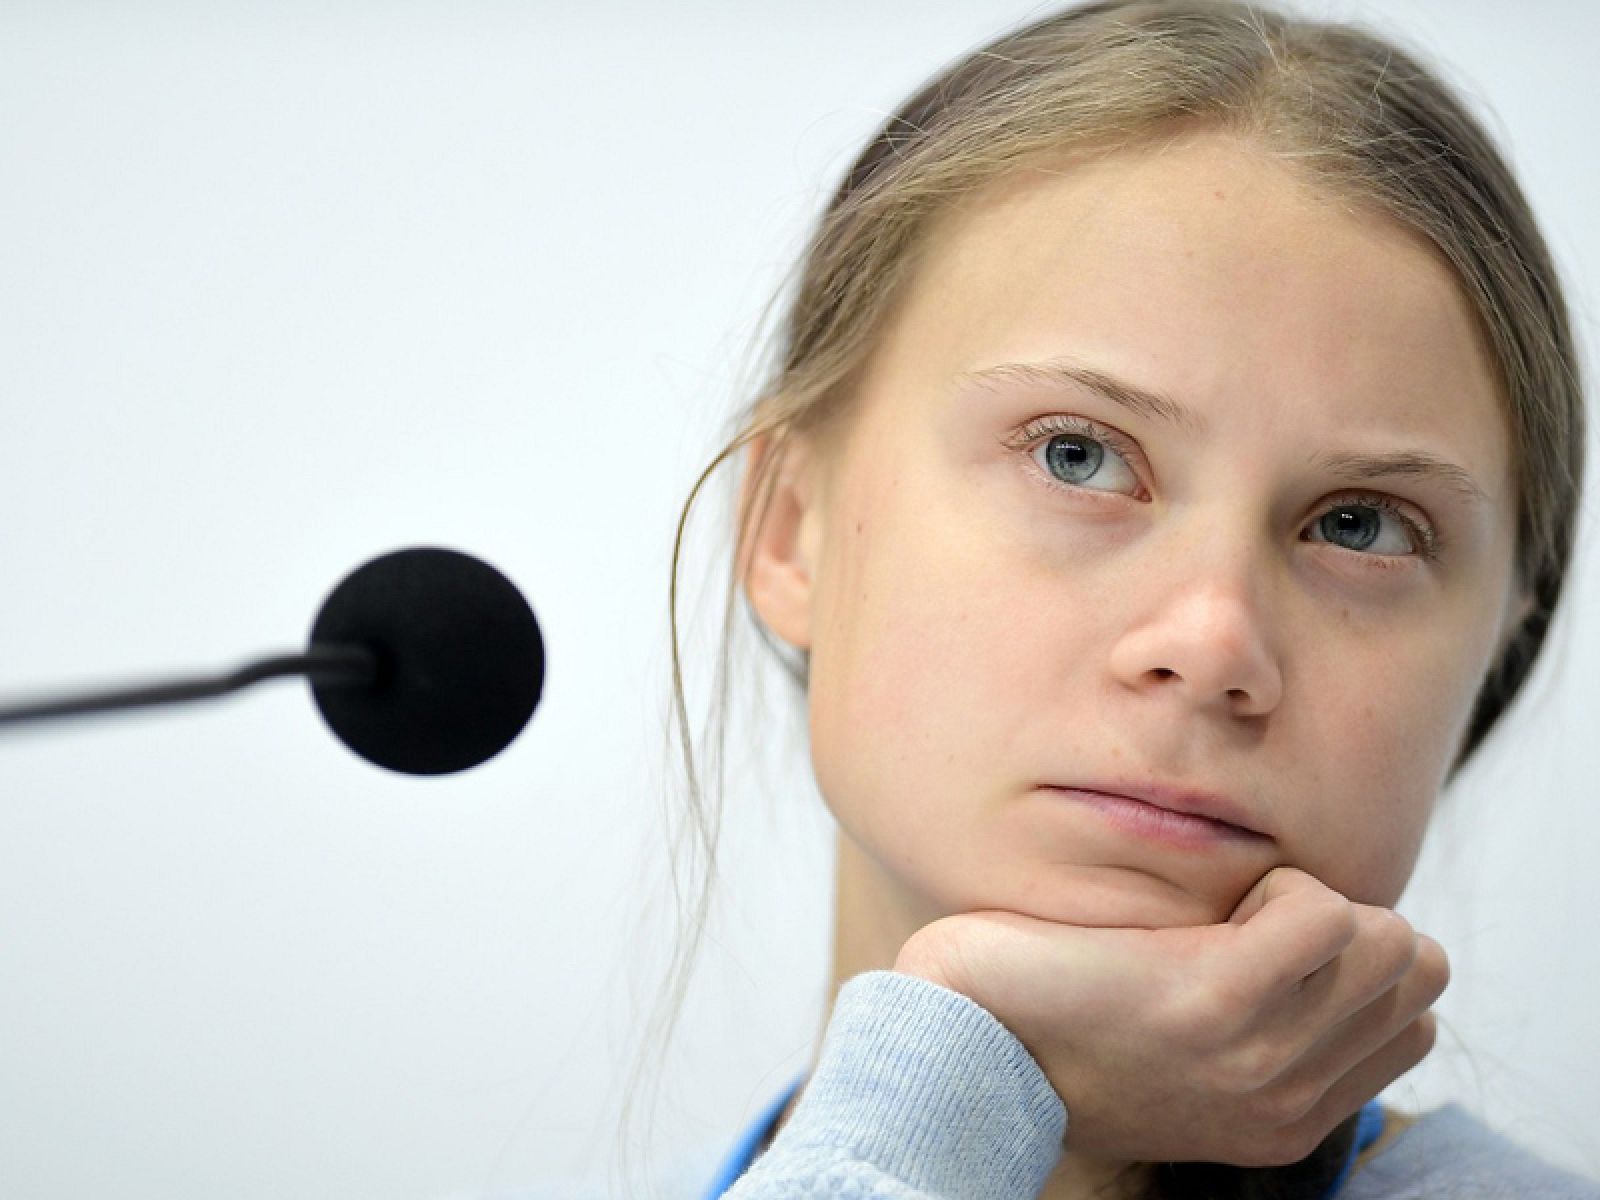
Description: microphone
xmin=0 ymin=547 xmax=545 ymax=776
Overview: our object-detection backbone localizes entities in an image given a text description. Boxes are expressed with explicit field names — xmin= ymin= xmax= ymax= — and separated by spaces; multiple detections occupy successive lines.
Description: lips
xmin=1055 ymin=779 xmax=1269 ymax=837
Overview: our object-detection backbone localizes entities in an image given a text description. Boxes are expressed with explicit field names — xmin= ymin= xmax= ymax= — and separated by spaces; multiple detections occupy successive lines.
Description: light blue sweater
xmin=474 ymin=969 xmax=1600 ymax=1200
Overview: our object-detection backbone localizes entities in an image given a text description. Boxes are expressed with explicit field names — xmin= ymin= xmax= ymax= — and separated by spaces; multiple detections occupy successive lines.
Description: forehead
xmin=859 ymin=130 xmax=1514 ymax=507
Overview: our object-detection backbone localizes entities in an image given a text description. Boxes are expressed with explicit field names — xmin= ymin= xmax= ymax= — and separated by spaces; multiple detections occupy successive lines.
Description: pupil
xmin=1324 ymin=507 xmax=1379 ymax=551
xmin=1045 ymin=435 xmax=1101 ymax=483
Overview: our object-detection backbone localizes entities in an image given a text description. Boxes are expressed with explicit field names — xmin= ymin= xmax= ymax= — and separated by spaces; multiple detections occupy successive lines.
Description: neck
xmin=761 ymin=829 xmax=1147 ymax=1200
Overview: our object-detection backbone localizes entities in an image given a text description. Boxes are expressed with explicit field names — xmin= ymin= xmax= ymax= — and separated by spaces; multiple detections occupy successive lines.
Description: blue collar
xmin=699 ymin=1074 xmax=805 ymax=1200
xmin=700 ymin=1073 xmax=1387 ymax=1199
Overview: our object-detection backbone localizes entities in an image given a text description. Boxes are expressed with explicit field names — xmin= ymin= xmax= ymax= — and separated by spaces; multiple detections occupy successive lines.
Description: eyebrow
xmin=956 ymin=357 xmax=1492 ymax=510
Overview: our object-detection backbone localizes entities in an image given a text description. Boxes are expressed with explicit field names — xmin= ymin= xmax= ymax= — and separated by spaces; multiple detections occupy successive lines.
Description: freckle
xmin=855 ymin=521 xmax=863 ymax=534
xmin=1214 ymin=189 xmax=1226 ymax=200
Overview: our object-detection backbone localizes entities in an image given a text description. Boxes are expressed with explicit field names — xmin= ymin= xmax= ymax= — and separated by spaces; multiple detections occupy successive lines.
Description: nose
xmin=1107 ymin=521 xmax=1284 ymax=717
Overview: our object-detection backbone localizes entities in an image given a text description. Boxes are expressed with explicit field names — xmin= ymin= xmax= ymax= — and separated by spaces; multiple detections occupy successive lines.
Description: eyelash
xmin=1005 ymin=414 xmax=1442 ymax=566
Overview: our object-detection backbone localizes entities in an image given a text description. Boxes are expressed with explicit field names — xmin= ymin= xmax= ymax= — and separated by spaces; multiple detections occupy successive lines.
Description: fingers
xmin=1226 ymin=868 xmax=1360 ymax=998
xmin=1228 ymin=864 xmax=1317 ymax=925
xmin=1281 ymin=1009 xmax=1440 ymax=1159
xmin=1227 ymin=1009 xmax=1438 ymax=1169
xmin=1282 ymin=931 xmax=1450 ymax=1092
xmin=1274 ymin=908 xmax=1429 ymax=1029
xmin=1215 ymin=869 xmax=1449 ymax=1133
xmin=1229 ymin=928 xmax=1446 ymax=1169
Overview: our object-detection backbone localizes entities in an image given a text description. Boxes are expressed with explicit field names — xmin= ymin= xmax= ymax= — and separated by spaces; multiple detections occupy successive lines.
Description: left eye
xmin=1304 ymin=501 xmax=1423 ymax=558
xmin=1017 ymin=420 xmax=1438 ymax=564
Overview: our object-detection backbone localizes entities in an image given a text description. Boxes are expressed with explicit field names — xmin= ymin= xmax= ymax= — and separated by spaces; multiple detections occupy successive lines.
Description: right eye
xmin=1013 ymin=415 xmax=1144 ymax=498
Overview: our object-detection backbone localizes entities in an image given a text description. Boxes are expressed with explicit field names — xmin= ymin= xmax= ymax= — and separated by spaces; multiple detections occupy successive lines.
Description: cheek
xmin=1319 ymin=810 xmax=1431 ymax=909
xmin=804 ymin=477 xmax=1040 ymax=817
xmin=809 ymin=553 xmax=983 ymax=794
xmin=1288 ymin=657 xmax=1460 ymax=906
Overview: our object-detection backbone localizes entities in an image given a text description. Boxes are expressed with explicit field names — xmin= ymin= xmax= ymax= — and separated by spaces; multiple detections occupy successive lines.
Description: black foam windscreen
xmin=308 ymin=547 xmax=544 ymax=775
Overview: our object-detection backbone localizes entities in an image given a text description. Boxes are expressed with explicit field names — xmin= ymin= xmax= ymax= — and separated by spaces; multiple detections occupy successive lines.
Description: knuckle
xmin=1416 ymin=934 xmax=1452 ymax=993
xmin=1220 ymin=1042 xmax=1284 ymax=1095
xmin=1367 ymin=909 xmax=1418 ymax=965
xmin=1280 ymin=1121 xmax=1326 ymax=1164
xmin=1243 ymin=1080 xmax=1320 ymax=1129
xmin=1236 ymin=1121 xmax=1321 ymax=1168
xmin=1172 ymin=976 xmax=1244 ymax=1040
xmin=1379 ymin=907 xmax=1415 ymax=937
xmin=1378 ymin=1016 xmax=1438 ymax=1084
xmin=1232 ymin=1133 xmax=1282 ymax=1169
xmin=1277 ymin=1078 xmax=1324 ymax=1125
xmin=1313 ymin=891 xmax=1359 ymax=942
xmin=1410 ymin=1011 xmax=1440 ymax=1059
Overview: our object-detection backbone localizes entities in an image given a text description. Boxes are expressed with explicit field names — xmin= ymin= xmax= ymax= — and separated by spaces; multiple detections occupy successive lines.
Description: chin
xmin=1004 ymin=867 xmax=1239 ymax=930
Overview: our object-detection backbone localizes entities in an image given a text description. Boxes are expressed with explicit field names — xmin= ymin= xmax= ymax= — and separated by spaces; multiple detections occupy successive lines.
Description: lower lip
xmin=1046 ymin=788 xmax=1265 ymax=848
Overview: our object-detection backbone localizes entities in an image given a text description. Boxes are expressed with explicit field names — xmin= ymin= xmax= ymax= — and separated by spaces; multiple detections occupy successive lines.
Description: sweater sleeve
xmin=721 ymin=969 xmax=1067 ymax=1200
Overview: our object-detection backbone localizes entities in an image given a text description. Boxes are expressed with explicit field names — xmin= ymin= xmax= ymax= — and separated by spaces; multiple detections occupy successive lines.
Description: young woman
xmin=611 ymin=2 xmax=1594 ymax=1198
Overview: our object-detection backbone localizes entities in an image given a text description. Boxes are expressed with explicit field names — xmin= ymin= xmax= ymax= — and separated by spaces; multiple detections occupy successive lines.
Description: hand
xmin=891 ymin=865 xmax=1449 ymax=1167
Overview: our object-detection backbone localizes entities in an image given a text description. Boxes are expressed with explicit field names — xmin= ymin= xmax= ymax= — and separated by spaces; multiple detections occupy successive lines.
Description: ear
xmin=738 ymin=429 xmax=824 ymax=652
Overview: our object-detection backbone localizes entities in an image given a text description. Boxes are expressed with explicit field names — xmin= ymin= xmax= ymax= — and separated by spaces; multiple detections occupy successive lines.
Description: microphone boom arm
xmin=0 ymin=644 xmax=377 ymax=728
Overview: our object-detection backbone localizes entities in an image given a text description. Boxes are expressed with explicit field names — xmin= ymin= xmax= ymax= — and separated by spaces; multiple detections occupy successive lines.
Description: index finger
xmin=1224 ymin=866 xmax=1360 ymax=997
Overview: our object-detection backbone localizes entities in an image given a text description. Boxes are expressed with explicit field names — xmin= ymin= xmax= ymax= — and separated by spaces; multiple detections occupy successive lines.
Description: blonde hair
xmin=613 ymin=2 xmax=1586 ymax=1196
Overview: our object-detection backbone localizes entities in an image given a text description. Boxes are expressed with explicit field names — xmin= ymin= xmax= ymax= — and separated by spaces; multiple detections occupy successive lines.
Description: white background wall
xmin=0 ymin=3 xmax=1594 ymax=1197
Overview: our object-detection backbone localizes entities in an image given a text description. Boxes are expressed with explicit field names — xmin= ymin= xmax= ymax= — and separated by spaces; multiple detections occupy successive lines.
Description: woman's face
xmin=745 ymin=130 xmax=1528 ymax=931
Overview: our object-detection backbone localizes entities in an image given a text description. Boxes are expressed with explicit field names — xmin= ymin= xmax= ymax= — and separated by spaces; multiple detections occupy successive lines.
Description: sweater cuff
xmin=778 ymin=969 xmax=1066 ymax=1199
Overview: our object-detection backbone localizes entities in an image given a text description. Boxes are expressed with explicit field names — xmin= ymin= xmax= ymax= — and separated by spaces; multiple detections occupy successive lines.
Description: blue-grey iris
xmin=1320 ymin=507 xmax=1380 ymax=551
xmin=1044 ymin=434 xmax=1102 ymax=485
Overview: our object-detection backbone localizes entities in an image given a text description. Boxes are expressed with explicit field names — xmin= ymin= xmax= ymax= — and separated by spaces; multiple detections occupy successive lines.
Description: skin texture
xmin=740 ymin=128 xmax=1530 ymax=1198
